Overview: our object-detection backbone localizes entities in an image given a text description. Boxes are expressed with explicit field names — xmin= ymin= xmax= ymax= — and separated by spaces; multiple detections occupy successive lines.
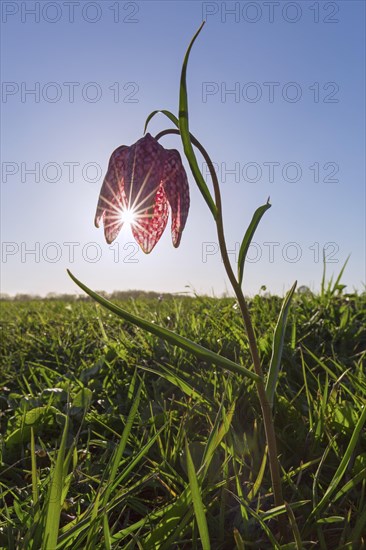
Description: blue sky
xmin=1 ymin=0 xmax=365 ymax=297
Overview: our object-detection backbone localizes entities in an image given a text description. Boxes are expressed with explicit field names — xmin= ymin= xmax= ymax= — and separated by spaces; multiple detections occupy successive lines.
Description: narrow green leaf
xmin=111 ymin=423 xmax=167 ymax=492
xmin=103 ymin=514 xmax=112 ymax=550
xmin=300 ymin=350 xmax=313 ymax=430
xmin=233 ymin=527 xmax=245 ymax=550
xmin=333 ymin=466 xmax=366 ymax=503
xmin=312 ymin=435 xmax=336 ymax=511
xmin=144 ymin=109 xmax=179 ymax=134
xmin=321 ymin=248 xmax=326 ymax=296
xmin=351 ymin=503 xmax=366 ymax=548
xmin=316 ymin=516 xmax=344 ymax=524
xmin=238 ymin=199 xmax=271 ymax=285
xmin=247 ymin=446 xmax=268 ymax=501
xmin=67 ymin=270 xmax=261 ymax=382
xmin=30 ymin=427 xmax=39 ymax=519
xmin=229 ymin=431 xmax=248 ymax=523
xmin=243 ymin=506 xmax=281 ymax=549
xmin=143 ymin=487 xmax=192 ymax=548
xmin=103 ymin=382 xmax=142 ymax=505
xmin=139 ymin=364 xmax=203 ymax=401
xmin=42 ymin=414 xmax=69 ymax=550
xmin=308 ymin=404 xmax=366 ymax=523
xmin=260 ymin=500 xmax=308 ymax=521
xmin=80 ymin=381 xmax=144 ymax=546
xmin=85 ymin=491 xmax=102 ymax=550
xmin=185 ymin=440 xmax=211 ymax=550
xmin=178 ymin=22 xmax=217 ymax=218
xmin=160 ymin=508 xmax=193 ymax=550
xmin=265 ymin=281 xmax=297 ymax=408
xmin=285 ymin=502 xmax=303 ymax=550
xmin=201 ymin=401 xmax=235 ymax=479
xmin=330 ymin=254 xmax=350 ymax=295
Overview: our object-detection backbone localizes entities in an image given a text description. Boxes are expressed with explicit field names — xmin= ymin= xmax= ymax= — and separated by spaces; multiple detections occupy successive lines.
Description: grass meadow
xmin=0 ymin=278 xmax=365 ymax=548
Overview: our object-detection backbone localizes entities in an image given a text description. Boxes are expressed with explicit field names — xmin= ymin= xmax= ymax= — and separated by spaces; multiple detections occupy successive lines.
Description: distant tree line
xmin=0 ymin=290 xmax=186 ymax=302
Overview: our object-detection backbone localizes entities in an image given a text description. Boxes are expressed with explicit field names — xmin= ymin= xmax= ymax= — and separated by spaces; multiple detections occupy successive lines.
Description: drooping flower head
xmin=94 ymin=133 xmax=190 ymax=253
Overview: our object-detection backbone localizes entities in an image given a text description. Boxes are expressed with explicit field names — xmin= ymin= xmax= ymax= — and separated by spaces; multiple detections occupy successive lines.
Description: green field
xmin=0 ymin=284 xmax=365 ymax=549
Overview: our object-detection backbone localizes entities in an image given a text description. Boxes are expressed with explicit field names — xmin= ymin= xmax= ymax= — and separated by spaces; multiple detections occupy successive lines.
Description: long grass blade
xmin=351 ymin=503 xmax=366 ymax=548
xmin=103 ymin=382 xmax=142 ymax=505
xmin=30 ymin=427 xmax=39 ymax=523
xmin=233 ymin=527 xmax=245 ymax=550
xmin=265 ymin=281 xmax=297 ymax=408
xmin=307 ymin=404 xmax=366 ymax=524
xmin=143 ymin=487 xmax=192 ymax=548
xmin=67 ymin=270 xmax=261 ymax=381
xmin=87 ymin=382 xmax=143 ymax=544
xmin=201 ymin=401 xmax=235 ymax=478
xmin=42 ymin=414 xmax=69 ymax=549
xmin=332 ymin=467 xmax=366 ymax=503
xmin=185 ymin=440 xmax=211 ymax=550
xmin=321 ymin=248 xmax=326 ymax=296
xmin=85 ymin=491 xmax=102 ymax=550
xmin=330 ymin=254 xmax=350 ymax=295
xmin=247 ymin=446 xmax=268 ymax=501
xmin=138 ymin=364 xmax=204 ymax=401
xmin=285 ymin=502 xmax=303 ymax=550
xmin=111 ymin=423 xmax=167 ymax=492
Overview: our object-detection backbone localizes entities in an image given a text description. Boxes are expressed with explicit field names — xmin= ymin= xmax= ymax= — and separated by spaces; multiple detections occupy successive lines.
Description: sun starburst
xmin=120 ymin=207 xmax=137 ymax=226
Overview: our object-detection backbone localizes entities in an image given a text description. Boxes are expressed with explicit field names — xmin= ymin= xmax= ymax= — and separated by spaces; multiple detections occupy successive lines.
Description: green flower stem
xmin=156 ymin=128 xmax=285 ymax=533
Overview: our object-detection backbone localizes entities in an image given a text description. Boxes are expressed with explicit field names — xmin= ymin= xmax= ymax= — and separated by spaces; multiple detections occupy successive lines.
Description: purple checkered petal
xmin=94 ymin=145 xmax=128 ymax=233
xmin=162 ymin=149 xmax=190 ymax=247
xmin=123 ymin=134 xmax=165 ymax=214
xmin=95 ymin=134 xmax=190 ymax=252
xmin=131 ymin=184 xmax=169 ymax=253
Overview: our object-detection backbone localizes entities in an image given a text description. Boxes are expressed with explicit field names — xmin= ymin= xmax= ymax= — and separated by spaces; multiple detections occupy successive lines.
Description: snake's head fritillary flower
xmin=94 ymin=133 xmax=190 ymax=254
